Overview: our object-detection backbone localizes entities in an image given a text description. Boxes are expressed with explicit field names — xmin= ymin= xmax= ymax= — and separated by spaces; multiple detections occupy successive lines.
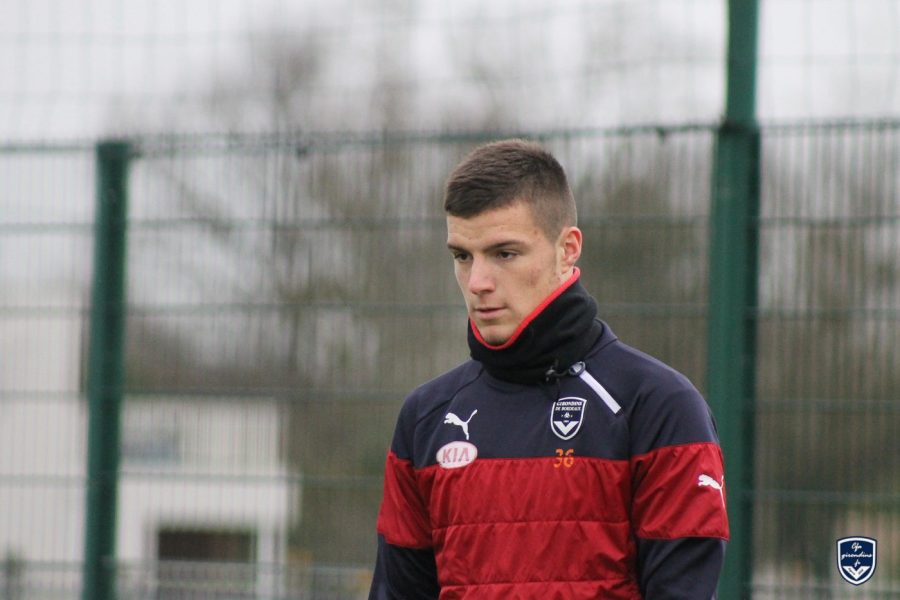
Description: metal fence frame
xmin=1 ymin=118 xmax=899 ymax=598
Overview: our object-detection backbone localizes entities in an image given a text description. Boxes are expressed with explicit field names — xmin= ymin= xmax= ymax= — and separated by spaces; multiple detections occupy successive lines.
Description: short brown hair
xmin=443 ymin=139 xmax=576 ymax=240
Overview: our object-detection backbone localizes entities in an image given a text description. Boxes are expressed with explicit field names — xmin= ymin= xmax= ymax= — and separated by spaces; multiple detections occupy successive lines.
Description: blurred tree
xmin=119 ymin=3 xmax=900 ymax=581
xmin=754 ymin=131 xmax=900 ymax=579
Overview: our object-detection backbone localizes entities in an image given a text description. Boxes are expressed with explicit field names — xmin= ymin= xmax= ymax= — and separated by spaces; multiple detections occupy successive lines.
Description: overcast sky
xmin=2 ymin=0 xmax=898 ymax=141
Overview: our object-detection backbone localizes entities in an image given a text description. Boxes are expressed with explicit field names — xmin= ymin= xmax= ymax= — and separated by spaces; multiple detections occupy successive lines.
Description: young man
xmin=369 ymin=140 xmax=729 ymax=599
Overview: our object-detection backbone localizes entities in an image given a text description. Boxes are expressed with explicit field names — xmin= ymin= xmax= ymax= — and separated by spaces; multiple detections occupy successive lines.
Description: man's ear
xmin=558 ymin=226 xmax=583 ymax=269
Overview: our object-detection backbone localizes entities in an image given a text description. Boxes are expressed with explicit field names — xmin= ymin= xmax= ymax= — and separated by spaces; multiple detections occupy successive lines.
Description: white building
xmin=0 ymin=285 xmax=298 ymax=598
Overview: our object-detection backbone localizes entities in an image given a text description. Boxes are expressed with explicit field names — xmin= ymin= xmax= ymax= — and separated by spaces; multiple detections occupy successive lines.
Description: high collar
xmin=467 ymin=268 xmax=604 ymax=384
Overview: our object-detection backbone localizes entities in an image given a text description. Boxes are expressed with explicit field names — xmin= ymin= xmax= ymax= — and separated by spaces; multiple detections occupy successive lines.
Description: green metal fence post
xmin=707 ymin=1 xmax=760 ymax=598
xmin=82 ymin=140 xmax=131 ymax=600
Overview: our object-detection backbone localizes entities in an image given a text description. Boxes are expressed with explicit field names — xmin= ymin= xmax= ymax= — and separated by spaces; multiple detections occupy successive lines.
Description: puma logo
xmin=698 ymin=474 xmax=723 ymax=490
xmin=444 ymin=410 xmax=478 ymax=440
xmin=698 ymin=474 xmax=725 ymax=506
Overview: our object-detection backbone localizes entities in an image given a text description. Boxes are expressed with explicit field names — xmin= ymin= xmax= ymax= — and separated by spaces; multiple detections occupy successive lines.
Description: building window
xmin=156 ymin=528 xmax=256 ymax=600
xmin=122 ymin=426 xmax=180 ymax=465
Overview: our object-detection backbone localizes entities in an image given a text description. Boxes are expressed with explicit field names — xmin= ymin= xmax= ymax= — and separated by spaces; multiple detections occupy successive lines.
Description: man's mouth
xmin=474 ymin=306 xmax=505 ymax=320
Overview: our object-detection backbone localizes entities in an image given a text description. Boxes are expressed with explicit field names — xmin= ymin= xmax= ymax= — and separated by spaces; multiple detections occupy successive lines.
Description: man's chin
xmin=475 ymin=324 xmax=514 ymax=347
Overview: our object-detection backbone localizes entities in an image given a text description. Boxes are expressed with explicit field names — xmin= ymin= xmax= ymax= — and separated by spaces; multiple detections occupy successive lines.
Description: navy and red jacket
xmin=370 ymin=271 xmax=729 ymax=599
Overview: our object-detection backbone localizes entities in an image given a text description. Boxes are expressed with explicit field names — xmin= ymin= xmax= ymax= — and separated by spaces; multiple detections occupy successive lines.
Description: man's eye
xmin=453 ymin=252 xmax=471 ymax=262
xmin=497 ymin=251 xmax=517 ymax=260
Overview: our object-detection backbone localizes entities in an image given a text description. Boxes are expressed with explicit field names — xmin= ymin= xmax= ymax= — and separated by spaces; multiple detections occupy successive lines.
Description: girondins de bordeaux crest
xmin=837 ymin=537 xmax=877 ymax=586
xmin=550 ymin=397 xmax=586 ymax=440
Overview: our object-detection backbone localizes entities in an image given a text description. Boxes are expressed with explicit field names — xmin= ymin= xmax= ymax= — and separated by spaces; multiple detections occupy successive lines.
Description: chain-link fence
xmin=1 ymin=122 xmax=898 ymax=598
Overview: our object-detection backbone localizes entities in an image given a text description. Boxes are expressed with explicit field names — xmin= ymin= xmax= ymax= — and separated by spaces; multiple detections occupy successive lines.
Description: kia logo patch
xmin=437 ymin=441 xmax=478 ymax=469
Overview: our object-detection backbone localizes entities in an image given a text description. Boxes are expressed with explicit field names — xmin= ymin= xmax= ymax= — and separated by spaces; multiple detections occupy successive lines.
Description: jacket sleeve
xmin=629 ymin=381 xmax=730 ymax=599
xmin=369 ymin=398 xmax=440 ymax=599
xmin=369 ymin=534 xmax=439 ymax=600
xmin=636 ymin=537 xmax=726 ymax=599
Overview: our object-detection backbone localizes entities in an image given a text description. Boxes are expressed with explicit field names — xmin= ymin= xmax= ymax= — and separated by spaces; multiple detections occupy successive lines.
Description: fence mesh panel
xmin=0 ymin=123 xmax=898 ymax=597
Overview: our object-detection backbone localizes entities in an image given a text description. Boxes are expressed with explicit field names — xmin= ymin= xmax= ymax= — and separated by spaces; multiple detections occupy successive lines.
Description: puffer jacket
xmin=370 ymin=320 xmax=728 ymax=599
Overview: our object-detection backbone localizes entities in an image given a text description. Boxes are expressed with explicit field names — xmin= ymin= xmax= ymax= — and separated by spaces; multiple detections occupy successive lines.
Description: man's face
xmin=446 ymin=201 xmax=581 ymax=346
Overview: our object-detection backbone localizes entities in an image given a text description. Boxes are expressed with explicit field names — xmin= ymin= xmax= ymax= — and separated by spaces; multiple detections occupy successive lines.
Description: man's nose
xmin=467 ymin=256 xmax=495 ymax=295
